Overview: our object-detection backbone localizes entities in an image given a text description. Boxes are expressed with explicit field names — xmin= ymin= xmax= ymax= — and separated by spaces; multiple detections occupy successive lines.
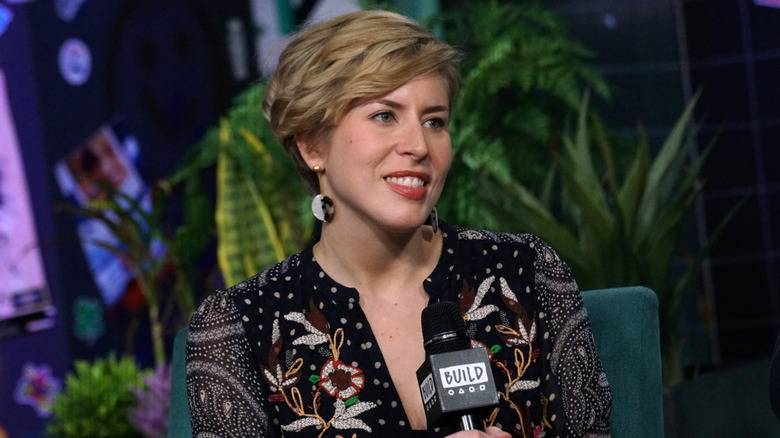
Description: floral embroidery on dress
xmin=460 ymin=276 xmax=500 ymax=321
xmin=261 ymin=300 xmax=376 ymax=437
xmin=285 ymin=300 xmax=330 ymax=346
xmin=459 ymin=278 xmax=550 ymax=438
xmin=317 ymin=330 xmax=366 ymax=400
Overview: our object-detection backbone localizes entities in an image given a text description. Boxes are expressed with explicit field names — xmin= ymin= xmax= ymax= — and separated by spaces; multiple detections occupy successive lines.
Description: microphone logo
xmin=440 ymin=362 xmax=489 ymax=388
xmin=420 ymin=373 xmax=437 ymax=405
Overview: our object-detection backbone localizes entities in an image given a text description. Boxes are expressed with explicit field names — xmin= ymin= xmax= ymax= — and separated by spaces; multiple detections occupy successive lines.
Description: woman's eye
xmin=424 ymin=117 xmax=447 ymax=130
xmin=373 ymin=112 xmax=394 ymax=123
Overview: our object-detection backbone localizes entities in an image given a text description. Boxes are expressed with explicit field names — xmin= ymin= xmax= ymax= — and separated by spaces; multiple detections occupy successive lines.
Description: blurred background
xmin=0 ymin=0 xmax=777 ymax=436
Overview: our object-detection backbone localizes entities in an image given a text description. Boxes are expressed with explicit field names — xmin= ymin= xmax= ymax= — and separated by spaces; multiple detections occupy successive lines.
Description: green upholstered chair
xmin=167 ymin=286 xmax=664 ymax=437
xmin=169 ymin=327 xmax=192 ymax=438
xmin=581 ymin=286 xmax=664 ymax=438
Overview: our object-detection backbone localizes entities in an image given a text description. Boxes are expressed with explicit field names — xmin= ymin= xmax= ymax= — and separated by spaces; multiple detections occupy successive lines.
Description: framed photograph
xmin=55 ymin=119 xmax=164 ymax=306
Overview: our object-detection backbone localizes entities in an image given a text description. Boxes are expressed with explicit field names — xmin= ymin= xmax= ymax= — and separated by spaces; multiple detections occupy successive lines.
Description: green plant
xmin=62 ymin=175 xmax=211 ymax=365
xmin=175 ymin=85 xmax=312 ymax=286
xmin=479 ymin=91 xmax=742 ymax=386
xmin=437 ymin=0 xmax=611 ymax=229
xmin=48 ymin=354 xmax=147 ymax=438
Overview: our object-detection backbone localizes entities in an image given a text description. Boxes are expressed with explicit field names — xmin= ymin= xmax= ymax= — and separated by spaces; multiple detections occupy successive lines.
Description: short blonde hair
xmin=262 ymin=10 xmax=460 ymax=193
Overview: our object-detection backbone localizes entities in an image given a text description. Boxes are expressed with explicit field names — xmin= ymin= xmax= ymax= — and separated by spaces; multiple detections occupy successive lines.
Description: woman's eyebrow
xmin=373 ymin=98 xmax=449 ymax=115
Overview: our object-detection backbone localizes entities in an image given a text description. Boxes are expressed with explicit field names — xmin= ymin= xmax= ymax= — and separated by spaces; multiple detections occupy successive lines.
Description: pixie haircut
xmin=262 ymin=10 xmax=461 ymax=193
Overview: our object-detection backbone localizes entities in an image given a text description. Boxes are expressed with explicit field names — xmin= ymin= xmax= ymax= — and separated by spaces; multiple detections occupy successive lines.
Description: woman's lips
xmin=384 ymin=175 xmax=427 ymax=200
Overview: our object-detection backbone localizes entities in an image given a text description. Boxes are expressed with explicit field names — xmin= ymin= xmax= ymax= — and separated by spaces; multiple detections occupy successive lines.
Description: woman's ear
xmin=296 ymin=132 xmax=323 ymax=169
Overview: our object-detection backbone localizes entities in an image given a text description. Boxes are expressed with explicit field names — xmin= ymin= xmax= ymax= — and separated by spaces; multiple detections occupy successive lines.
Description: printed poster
xmin=0 ymin=69 xmax=54 ymax=332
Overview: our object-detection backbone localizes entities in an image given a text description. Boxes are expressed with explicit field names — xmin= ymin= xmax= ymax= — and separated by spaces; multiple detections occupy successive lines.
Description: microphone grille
xmin=421 ymin=301 xmax=469 ymax=354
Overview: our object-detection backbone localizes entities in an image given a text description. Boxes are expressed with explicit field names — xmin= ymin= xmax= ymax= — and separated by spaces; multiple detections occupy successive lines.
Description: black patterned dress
xmin=186 ymin=223 xmax=612 ymax=437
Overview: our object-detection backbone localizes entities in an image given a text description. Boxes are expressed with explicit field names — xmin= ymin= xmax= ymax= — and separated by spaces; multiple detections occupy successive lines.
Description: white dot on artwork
xmin=356 ymin=322 xmax=363 ymax=329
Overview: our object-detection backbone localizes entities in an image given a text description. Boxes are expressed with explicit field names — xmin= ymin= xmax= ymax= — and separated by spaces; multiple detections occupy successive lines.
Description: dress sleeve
xmin=531 ymin=236 xmax=612 ymax=437
xmin=186 ymin=288 xmax=277 ymax=437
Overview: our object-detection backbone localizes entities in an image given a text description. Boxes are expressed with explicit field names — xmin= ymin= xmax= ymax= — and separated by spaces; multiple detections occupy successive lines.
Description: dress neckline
xmin=299 ymin=223 xmax=457 ymax=303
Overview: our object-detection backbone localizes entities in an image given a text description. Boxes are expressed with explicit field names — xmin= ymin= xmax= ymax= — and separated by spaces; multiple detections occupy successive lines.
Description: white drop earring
xmin=312 ymin=194 xmax=334 ymax=222
xmin=311 ymin=165 xmax=334 ymax=222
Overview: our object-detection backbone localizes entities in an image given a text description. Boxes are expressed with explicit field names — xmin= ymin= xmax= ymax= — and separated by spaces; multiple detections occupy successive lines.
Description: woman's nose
xmin=398 ymin=123 xmax=429 ymax=160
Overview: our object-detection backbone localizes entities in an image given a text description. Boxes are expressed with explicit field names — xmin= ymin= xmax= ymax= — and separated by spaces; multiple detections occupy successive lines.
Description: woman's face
xmin=304 ymin=72 xmax=452 ymax=234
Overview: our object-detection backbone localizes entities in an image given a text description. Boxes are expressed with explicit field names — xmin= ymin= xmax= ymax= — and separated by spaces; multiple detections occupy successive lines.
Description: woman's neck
xmin=312 ymin=220 xmax=441 ymax=298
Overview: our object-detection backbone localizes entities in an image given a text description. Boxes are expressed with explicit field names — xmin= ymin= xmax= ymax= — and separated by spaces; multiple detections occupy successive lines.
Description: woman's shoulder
xmin=445 ymin=224 xmax=561 ymax=263
xmin=190 ymin=251 xmax=306 ymax=326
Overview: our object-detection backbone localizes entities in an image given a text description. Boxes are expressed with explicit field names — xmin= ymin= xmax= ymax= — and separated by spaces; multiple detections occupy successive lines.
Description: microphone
xmin=416 ymin=301 xmax=499 ymax=431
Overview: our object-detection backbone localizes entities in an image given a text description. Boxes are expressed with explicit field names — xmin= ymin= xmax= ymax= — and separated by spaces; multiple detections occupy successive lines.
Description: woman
xmin=186 ymin=10 xmax=611 ymax=437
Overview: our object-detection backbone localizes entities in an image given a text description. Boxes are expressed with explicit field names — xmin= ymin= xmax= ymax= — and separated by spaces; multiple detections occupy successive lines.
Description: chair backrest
xmin=582 ymin=286 xmax=664 ymax=438
xmin=168 ymin=327 xmax=192 ymax=438
xmin=168 ymin=286 xmax=664 ymax=437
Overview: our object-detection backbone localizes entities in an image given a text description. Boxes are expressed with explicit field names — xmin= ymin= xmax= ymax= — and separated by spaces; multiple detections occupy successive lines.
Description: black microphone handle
xmin=458 ymin=413 xmax=483 ymax=431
